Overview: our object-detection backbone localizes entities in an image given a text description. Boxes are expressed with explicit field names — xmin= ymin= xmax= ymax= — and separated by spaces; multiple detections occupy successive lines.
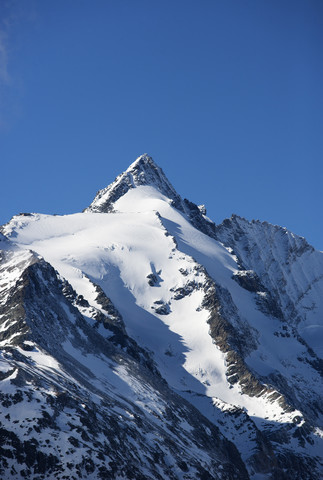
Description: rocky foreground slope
xmin=0 ymin=154 xmax=322 ymax=479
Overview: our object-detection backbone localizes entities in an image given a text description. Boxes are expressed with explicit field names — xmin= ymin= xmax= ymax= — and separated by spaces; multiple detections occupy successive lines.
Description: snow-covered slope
xmin=1 ymin=154 xmax=322 ymax=479
xmin=214 ymin=215 xmax=323 ymax=359
xmin=0 ymin=236 xmax=247 ymax=480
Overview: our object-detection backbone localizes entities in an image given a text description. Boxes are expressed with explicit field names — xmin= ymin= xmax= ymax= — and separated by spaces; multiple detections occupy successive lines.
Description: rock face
xmin=85 ymin=154 xmax=216 ymax=237
xmin=1 ymin=155 xmax=322 ymax=479
xmin=84 ymin=154 xmax=183 ymax=213
xmin=214 ymin=214 xmax=323 ymax=333
xmin=214 ymin=214 xmax=323 ymax=421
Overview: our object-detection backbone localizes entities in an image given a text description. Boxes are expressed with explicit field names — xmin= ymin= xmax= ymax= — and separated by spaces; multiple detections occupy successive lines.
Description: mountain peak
xmin=128 ymin=153 xmax=155 ymax=170
xmin=85 ymin=154 xmax=182 ymax=213
xmin=125 ymin=153 xmax=175 ymax=191
xmin=84 ymin=153 xmax=217 ymax=238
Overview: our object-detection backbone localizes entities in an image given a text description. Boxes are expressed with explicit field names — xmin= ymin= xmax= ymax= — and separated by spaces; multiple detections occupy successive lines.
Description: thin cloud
xmin=0 ymin=0 xmax=36 ymax=87
xmin=0 ymin=28 xmax=11 ymax=130
xmin=0 ymin=0 xmax=22 ymax=129
xmin=0 ymin=0 xmax=17 ymax=86
xmin=0 ymin=30 xmax=10 ymax=85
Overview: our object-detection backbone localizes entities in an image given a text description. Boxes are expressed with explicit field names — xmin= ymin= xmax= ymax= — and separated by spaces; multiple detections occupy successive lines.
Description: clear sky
xmin=1 ymin=0 xmax=322 ymax=249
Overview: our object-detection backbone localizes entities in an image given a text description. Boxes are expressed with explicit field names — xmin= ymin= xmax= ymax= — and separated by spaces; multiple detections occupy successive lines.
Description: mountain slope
xmin=214 ymin=214 xmax=323 ymax=359
xmin=1 ymin=154 xmax=322 ymax=479
xmin=0 ymin=237 xmax=248 ymax=480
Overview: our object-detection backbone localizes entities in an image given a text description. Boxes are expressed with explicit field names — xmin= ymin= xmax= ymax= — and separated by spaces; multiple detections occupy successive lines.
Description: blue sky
xmin=1 ymin=0 xmax=322 ymax=249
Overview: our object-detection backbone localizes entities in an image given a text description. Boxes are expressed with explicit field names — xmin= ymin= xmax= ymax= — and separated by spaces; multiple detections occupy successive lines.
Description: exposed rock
xmin=152 ymin=300 xmax=170 ymax=315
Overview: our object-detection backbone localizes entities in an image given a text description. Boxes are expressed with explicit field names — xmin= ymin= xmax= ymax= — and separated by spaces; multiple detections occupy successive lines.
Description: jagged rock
xmin=152 ymin=300 xmax=170 ymax=315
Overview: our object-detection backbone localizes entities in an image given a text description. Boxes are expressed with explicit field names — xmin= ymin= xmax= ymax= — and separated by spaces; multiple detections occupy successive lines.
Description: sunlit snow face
xmin=3 ymin=185 xmax=318 ymax=431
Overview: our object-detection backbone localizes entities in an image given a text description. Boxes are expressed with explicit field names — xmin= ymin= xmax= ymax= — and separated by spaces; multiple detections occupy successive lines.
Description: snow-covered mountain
xmin=1 ymin=154 xmax=322 ymax=479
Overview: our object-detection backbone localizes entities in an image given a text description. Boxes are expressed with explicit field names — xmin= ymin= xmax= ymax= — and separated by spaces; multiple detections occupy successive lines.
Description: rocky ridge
xmin=85 ymin=154 xmax=216 ymax=237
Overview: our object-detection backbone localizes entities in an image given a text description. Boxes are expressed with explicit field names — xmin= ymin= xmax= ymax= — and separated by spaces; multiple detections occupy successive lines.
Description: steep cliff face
xmin=1 ymin=155 xmax=322 ymax=479
xmin=215 ymin=215 xmax=323 ymax=329
xmin=214 ymin=215 xmax=323 ymax=383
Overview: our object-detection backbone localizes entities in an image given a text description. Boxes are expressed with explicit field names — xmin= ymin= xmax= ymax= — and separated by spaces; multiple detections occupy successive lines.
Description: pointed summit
xmin=85 ymin=154 xmax=183 ymax=213
xmin=85 ymin=154 xmax=216 ymax=238
xmin=125 ymin=154 xmax=180 ymax=197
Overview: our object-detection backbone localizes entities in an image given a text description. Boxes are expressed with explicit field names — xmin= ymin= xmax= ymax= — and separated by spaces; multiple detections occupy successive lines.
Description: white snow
xmin=2 ymin=180 xmax=322 ymax=476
